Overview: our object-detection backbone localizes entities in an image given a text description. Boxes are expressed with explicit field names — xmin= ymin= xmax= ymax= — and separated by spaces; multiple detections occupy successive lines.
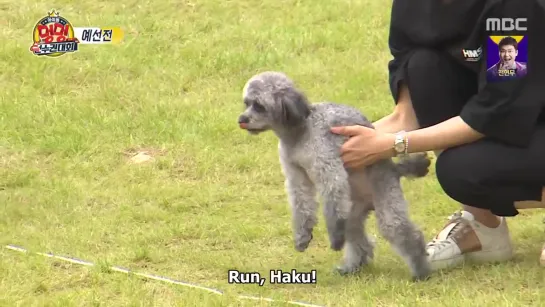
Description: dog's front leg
xmin=281 ymin=161 xmax=318 ymax=252
xmin=311 ymin=160 xmax=353 ymax=251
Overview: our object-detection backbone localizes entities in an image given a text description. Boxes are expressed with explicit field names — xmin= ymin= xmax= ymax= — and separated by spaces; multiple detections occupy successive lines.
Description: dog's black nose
xmin=238 ymin=115 xmax=250 ymax=124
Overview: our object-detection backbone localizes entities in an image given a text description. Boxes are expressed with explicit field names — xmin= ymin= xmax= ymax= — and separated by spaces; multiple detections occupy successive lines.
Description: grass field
xmin=1 ymin=1 xmax=544 ymax=306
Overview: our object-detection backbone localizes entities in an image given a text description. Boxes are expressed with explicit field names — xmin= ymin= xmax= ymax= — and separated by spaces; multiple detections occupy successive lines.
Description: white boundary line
xmin=5 ymin=244 xmax=325 ymax=307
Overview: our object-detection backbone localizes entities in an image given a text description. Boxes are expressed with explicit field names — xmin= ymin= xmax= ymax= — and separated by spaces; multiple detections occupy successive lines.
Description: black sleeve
xmin=386 ymin=0 xmax=485 ymax=105
xmin=459 ymin=55 xmax=541 ymax=147
xmin=386 ymin=7 xmax=413 ymax=105
xmin=387 ymin=44 xmax=411 ymax=105
xmin=463 ymin=0 xmax=545 ymax=147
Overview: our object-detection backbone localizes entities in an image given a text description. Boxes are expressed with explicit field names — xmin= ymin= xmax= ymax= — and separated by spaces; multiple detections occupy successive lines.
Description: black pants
xmin=402 ymin=49 xmax=545 ymax=217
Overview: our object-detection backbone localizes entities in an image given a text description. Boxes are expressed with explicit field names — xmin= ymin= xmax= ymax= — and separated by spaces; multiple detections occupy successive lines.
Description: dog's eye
xmin=252 ymin=102 xmax=265 ymax=112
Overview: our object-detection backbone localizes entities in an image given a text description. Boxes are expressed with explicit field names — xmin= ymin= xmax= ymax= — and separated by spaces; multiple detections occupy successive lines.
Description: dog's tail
xmin=393 ymin=153 xmax=431 ymax=178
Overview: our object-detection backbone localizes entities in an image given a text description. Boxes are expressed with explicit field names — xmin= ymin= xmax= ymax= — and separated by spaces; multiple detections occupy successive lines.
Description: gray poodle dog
xmin=237 ymin=71 xmax=431 ymax=280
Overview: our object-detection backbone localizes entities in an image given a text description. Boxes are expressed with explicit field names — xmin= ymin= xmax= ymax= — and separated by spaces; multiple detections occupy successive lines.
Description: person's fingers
xmin=339 ymin=138 xmax=357 ymax=154
xmin=341 ymin=151 xmax=361 ymax=167
xmin=340 ymin=151 xmax=353 ymax=164
xmin=330 ymin=125 xmax=365 ymax=136
xmin=344 ymin=153 xmax=376 ymax=169
xmin=344 ymin=160 xmax=361 ymax=169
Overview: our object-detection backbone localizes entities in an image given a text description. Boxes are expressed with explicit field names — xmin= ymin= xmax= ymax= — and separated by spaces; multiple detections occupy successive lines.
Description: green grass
xmin=1 ymin=1 xmax=544 ymax=306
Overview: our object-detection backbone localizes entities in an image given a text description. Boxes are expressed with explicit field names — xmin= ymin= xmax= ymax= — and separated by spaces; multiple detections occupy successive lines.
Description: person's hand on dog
xmin=330 ymin=125 xmax=396 ymax=169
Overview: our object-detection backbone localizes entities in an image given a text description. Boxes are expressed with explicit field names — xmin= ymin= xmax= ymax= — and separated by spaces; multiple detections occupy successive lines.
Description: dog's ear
xmin=276 ymin=86 xmax=311 ymax=127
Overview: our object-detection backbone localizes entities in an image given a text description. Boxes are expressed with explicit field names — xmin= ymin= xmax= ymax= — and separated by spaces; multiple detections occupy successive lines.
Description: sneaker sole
xmin=466 ymin=246 xmax=514 ymax=264
xmin=429 ymin=247 xmax=513 ymax=271
xmin=429 ymin=254 xmax=465 ymax=271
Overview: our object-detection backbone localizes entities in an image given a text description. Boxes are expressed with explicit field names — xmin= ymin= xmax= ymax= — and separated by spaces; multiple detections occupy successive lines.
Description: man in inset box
xmin=486 ymin=36 xmax=528 ymax=81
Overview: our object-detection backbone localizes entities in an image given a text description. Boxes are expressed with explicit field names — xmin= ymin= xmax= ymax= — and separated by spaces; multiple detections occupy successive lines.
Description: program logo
xmin=29 ymin=10 xmax=79 ymax=57
xmin=29 ymin=9 xmax=124 ymax=58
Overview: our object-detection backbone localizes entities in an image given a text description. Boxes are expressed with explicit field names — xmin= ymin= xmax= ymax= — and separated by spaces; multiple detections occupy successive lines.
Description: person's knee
xmin=404 ymin=49 xmax=453 ymax=128
xmin=435 ymin=146 xmax=486 ymax=205
xmin=405 ymin=49 xmax=445 ymax=94
xmin=406 ymin=49 xmax=444 ymax=75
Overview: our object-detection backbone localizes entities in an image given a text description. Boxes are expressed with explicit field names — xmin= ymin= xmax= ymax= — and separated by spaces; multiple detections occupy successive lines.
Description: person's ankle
xmin=478 ymin=216 xmax=502 ymax=228
xmin=462 ymin=206 xmax=501 ymax=228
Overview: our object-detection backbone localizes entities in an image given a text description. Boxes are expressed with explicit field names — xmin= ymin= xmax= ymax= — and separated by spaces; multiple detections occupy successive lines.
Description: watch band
xmin=394 ymin=130 xmax=408 ymax=156
xmin=404 ymin=133 xmax=409 ymax=155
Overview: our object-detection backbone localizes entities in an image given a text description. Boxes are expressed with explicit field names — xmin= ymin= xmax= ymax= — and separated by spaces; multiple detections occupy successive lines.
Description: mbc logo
xmin=485 ymin=18 xmax=527 ymax=31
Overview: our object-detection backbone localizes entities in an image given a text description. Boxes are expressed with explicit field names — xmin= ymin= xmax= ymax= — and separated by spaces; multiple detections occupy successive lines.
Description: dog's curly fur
xmin=238 ymin=71 xmax=431 ymax=280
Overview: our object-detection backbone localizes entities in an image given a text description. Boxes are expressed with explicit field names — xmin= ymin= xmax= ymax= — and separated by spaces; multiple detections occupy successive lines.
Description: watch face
xmin=395 ymin=142 xmax=405 ymax=152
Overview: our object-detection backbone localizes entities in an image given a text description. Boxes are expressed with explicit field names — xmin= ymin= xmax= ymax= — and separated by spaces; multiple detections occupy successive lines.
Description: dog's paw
xmin=411 ymin=267 xmax=432 ymax=282
xmin=396 ymin=152 xmax=431 ymax=178
xmin=411 ymin=266 xmax=432 ymax=282
xmin=329 ymin=219 xmax=346 ymax=251
xmin=411 ymin=273 xmax=432 ymax=282
xmin=410 ymin=256 xmax=432 ymax=282
xmin=335 ymin=263 xmax=362 ymax=275
xmin=294 ymin=232 xmax=313 ymax=252
xmin=335 ymin=252 xmax=372 ymax=276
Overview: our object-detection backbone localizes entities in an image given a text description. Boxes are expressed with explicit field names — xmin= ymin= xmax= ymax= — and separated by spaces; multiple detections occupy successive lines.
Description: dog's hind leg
xmin=336 ymin=171 xmax=375 ymax=275
xmin=310 ymin=158 xmax=353 ymax=251
xmin=367 ymin=160 xmax=431 ymax=281
xmin=336 ymin=203 xmax=374 ymax=275
xmin=281 ymin=160 xmax=318 ymax=252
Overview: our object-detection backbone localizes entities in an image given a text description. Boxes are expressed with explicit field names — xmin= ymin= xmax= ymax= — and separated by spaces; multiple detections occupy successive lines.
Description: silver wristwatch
xmin=393 ymin=130 xmax=408 ymax=157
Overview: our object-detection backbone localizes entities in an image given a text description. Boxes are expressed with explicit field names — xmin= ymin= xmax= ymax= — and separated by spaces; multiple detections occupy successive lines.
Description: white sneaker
xmin=426 ymin=211 xmax=514 ymax=271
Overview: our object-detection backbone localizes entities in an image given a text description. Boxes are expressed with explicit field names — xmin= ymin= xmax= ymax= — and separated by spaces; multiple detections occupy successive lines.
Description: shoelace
xmin=426 ymin=212 xmax=464 ymax=249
